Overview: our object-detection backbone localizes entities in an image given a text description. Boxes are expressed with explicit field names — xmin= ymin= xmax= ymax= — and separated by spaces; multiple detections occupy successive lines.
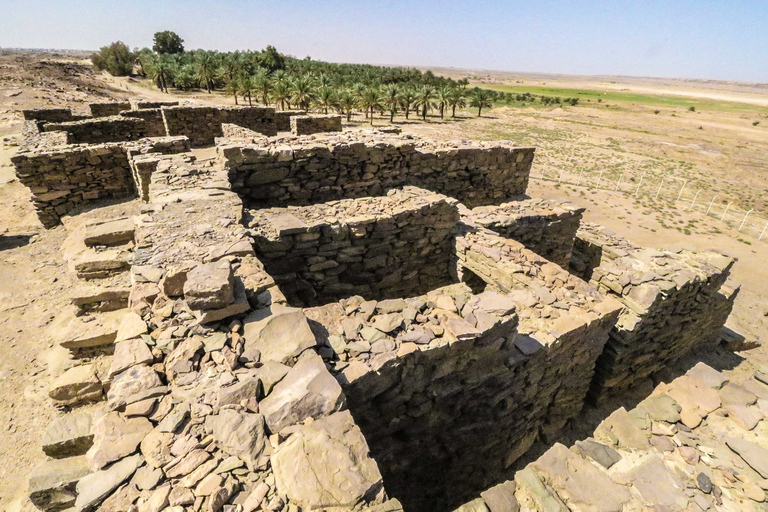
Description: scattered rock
xmin=205 ymin=409 xmax=266 ymax=472
xmin=242 ymin=305 xmax=316 ymax=364
xmin=75 ymin=453 xmax=144 ymax=512
xmin=49 ymin=364 xmax=102 ymax=406
xmin=28 ymin=455 xmax=91 ymax=511
xmin=42 ymin=413 xmax=93 ymax=458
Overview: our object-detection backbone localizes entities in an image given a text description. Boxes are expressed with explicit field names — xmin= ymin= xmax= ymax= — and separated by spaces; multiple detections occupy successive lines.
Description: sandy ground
xmin=0 ymin=52 xmax=767 ymax=509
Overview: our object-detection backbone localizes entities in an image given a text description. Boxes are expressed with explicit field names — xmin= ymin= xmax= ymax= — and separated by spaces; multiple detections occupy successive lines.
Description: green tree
xmin=225 ymin=78 xmax=240 ymax=105
xmin=337 ymin=89 xmax=357 ymax=121
xmin=239 ymin=75 xmax=256 ymax=106
xmin=271 ymin=80 xmax=291 ymax=111
xmin=399 ymin=87 xmax=416 ymax=120
xmin=436 ymin=86 xmax=453 ymax=119
xmin=470 ymin=89 xmax=493 ymax=117
xmin=359 ymin=87 xmax=382 ymax=125
xmin=290 ymin=74 xmax=316 ymax=110
xmin=383 ymin=84 xmax=399 ymax=122
xmin=153 ymin=31 xmax=185 ymax=54
xmin=316 ymin=85 xmax=335 ymax=114
xmin=146 ymin=54 xmax=175 ymax=92
xmin=415 ymin=85 xmax=435 ymax=121
xmin=90 ymin=41 xmax=134 ymax=76
xmin=253 ymin=71 xmax=272 ymax=106
xmin=261 ymin=45 xmax=286 ymax=72
xmin=195 ymin=51 xmax=218 ymax=93
xmin=447 ymin=88 xmax=466 ymax=118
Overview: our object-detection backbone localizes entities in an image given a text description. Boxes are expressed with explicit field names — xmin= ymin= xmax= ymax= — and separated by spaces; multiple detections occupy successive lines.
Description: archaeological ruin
xmin=13 ymin=102 xmax=746 ymax=512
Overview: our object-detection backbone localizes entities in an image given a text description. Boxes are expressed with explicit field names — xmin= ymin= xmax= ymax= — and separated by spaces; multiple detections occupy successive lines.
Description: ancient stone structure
xmin=249 ymin=187 xmax=459 ymax=306
xmin=16 ymin=106 xmax=740 ymax=512
xmin=290 ymin=114 xmax=343 ymax=135
xmin=43 ymin=116 xmax=147 ymax=144
xmin=129 ymin=100 xmax=180 ymax=110
xmin=89 ymin=102 xmax=132 ymax=117
xmin=219 ymin=132 xmax=534 ymax=208
xmin=160 ymin=105 xmax=278 ymax=146
xmin=21 ymin=107 xmax=79 ymax=124
xmin=466 ymin=198 xmax=584 ymax=268
xmin=457 ymin=362 xmax=768 ymax=512
xmin=274 ymin=109 xmax=306 ymax=131
xmin=120 ymin=108 xmax=168 ymax=137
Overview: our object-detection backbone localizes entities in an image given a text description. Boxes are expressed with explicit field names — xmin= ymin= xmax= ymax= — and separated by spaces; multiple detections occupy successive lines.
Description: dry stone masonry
xmin=274 ymin=110 xmax=306 ymax=131
xmin=290 ymin=114 xmax=343 ymax=136
xmin=89 ymin=102 xmax=132 ymax=117
xmin=248 ymin=187 xmax=459 ymax=306
xmin=43 ymin=116 xmax=147 ymax=144
xmin=14 ymin=105 xmax=742 ymax=512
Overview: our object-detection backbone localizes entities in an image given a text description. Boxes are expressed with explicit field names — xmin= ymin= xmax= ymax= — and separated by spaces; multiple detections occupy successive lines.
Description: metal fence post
xmin=721 ymin=202 xmax=733 ymax=222
xmin=655 ymin=179 xmax=665 ymax=199
xmin=759 ymin=221 xmax=768 ymax=241
xmin=706 ymin=195 xmax=718 ymax=216
xmin=635 ymin=173 xmax=645 ymax=197
xmin=596 ymin=170 xmax=604 ymax=189
xmin=615 ymin=174 xmax=623 ymax=191
xmin=690 ymin=190 xmax=700 ymax=210
xmin=576 ymin=170 xmax=584 ymax=186
xmin=677 ymin=180 xmax=688 ymax=201
xmin=739 ymin=210 xmax=754 ymax=231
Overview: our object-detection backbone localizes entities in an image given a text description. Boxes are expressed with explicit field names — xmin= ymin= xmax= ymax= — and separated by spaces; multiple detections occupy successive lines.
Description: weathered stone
xmin=140 ymin=483 xmax=171 ymax=512
xmin=637 ymin=393 xmax=681 ymax=423
xmin=195 ymin=473 xmax=224 ymax=497
xmin=664 ymin=375 xmax=721 ymax=428
xmin=165 ymin=449 xmax=211 ymax=479
xmin=108 ymin=364 xmax=165 ymax=410
xmin=116 ymin=312 xmax=149 ymax=342
xmin=164 ymin=336 xmax=203 ymax=380
xmin=84 ymin=218 xmax=135 ymax=247
xmin=454 ymin=498 xmax=489 ymax=512
xmin=109 ymin=338 xmax=154 ymax=378
xmin=726 ymin=404 xmax=764 ymax=430
xmin=87 ymin=412 xmax=153 ymax=469
xmin=574 ymin=439 xmax=621 ymax=469
xmin=595 ymin=407 xmax=650 ymax=450
xmin=625 ymin=455 xmax=689 ymax=510
xmin=514 ymin=468 xmax=567 ymax=512
xmin=260 ymin=352 xmax=345 ymax=433
xmin=726 ymin=437 xmax=768 ymax=478
xmin=29 ymin=456 xmax=91 ymax=511
xmin=272 ymin=411 xmax=383 ymax=508
xmin=96 ymin=483 xmax=140 ymax=512
xmin=131 ymin=464 xmax=163 ymax=491
xmin=480 ymin=480 xmax=518 ymax=512
xmin=49 ymin=364 xmax=102 ymax=406
xmin=75 ymin=453 xmax=144 ymax=512
xmin=242 ymin=305 xmax=316 ymax=364
xmin=170 ymin=485 xmax=196 ymax=506
xmin=184 ymin=260 xmax=234 ymax=310
xmin=140 ymin=429 xmax=174 ymax=468
xmin=42 ymin=412 xmax=94 ymax=458
xmin=687 ymin=362 xmax=729 ymax=389
xmin=205 ymin=409 xmax=266 ymax=471
xmin=720 ymin=382 xmax=758 ymax=406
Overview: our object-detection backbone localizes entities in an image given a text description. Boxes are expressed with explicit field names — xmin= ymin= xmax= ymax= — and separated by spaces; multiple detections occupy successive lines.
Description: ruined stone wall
xmin=219 ymin=132 xmax=534 ymax=208
xmin=569 ymin=222 xmax=640 ymax=280
xmin=587 ymin=246 xmax=738 ymax=401
xmin=274 ymin=110 xmax=306 ymax=131
xmin=129 ymin=99 xmax=179 ymax=110
xmin=21 ymin=108 xmax=75 ymax=123
xmin=119 ymin=108 xmax=167 ymax=137
xmin=89 ymin=102 xmax=131 ymax=117
xmin=11 ymin=144 xmax=136 ymax=228
xmin=161 ymin=106 xmax=277 ymax=146
xmin=467 ymin=198 xmax=584 ymax=268
xmin=221 ymin=123 xmax=265 ymax=140
xmin=20 ymin=120 xmax=69 ymax=152
xmin=249 ymin=187 xmax=459 ymax=306
xmin=43 ymin=116 xmax=147 ymax=144
xmin=290 ymin=114 xmax=343 ymax=135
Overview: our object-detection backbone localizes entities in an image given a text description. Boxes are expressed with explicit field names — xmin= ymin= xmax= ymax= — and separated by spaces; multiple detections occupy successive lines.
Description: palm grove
xmin=92 ymin=32 xmax=573 ymax=123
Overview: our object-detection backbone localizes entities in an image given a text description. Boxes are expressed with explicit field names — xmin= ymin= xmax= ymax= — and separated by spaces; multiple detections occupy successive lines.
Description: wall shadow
xmin=0 ymin=234 xmax=33 ymax=251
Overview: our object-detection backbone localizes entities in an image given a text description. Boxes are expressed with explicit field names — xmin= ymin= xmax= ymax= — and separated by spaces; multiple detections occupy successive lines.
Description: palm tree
xmin=415 ymin=85 xmax=435 ymax=121
xmin=291 ymin=74 xmax=316 ymax=111
xmin=195 ymin=51 xmax=218 ymax=93
xmin=253 ymin=71 xmax=272 ymax=106
xmin=337 ymin=89 xmax=357 ymax=122
xmin=271 ymin=80 xmax=291 ymax=111
xmin=174 ymin=64 xmax=197 ymax=91
xmin=225 ymin=78 xmax=240 ymax=105
xmin=447 ymin=88 xmax=466 ymax=118
xmin=359 ymin=86 xmax=382 ymax=125
xmin=316 ymin=85 xmax=335 ymax=114
xmin=436 ymin=86 xmax=453 ymax=119
xmin=399 ymin=87 xmax=416 ymax=120
xmin=469 ymin=89 xmax=493 ymax=117
xmin=147 ymin=54 xmax=175 ymax=93
xmin=239 ymin=75 xmax=256 ymax=106
xmin=382 ymin=84 xmax=399 ymax=122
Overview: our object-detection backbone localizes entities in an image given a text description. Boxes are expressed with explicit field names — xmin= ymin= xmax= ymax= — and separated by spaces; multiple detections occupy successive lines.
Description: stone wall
xmin=20 ymin=121 xmax=69 ymax=152
xmin=467 ymin=198 xmax=584 ymax=267
xmin=161 ymin=105 xmax=277 ymax=146
xmin=290 ymin=114 xmax=343 ymax=135
xmin=308 ymin=225 xmax=620 ymax=510
xmin=586 ymin=245 xmax=738 ymax=401
xmin=21 ymin=108 xmax=75 ymax=123
xmin=43 ymin=116 xmax=147 ymax=144
xmin=129 ymin=99 xmax=179 ymax=110
xmin=249 ymin=187 xmax=459 ymax=306
xmin=219 ymin=131 xmax=534 ymax=208
xmin=220 ymin=123 xmax=267 ymax=140
xmin=119 ymin=108 xmax=167 ymax=137
xmin=274 ymin=110 xmax=306 ymax=131
xmin=89 ymin=102 xmax=131 ymax=117
xmin=457 ymin=363 xmax=768 ymax=512
xmin=11 ymin=143 xmax=136 ymax=228
xmin=569 ymin=222 xmax=640 ymax=280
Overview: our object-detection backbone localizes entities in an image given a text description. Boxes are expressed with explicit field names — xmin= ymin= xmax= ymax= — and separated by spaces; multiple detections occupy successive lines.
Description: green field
xmin=478 ymin=84 xmax=768 ymax=114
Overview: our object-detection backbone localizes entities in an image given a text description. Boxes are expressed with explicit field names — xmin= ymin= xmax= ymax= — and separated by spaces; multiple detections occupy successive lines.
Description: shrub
xmin=688 ymin=106 xmax=696 ymax=112
xmin=90 ymin=41 xmax=134 ymax=76
xmin=153 ymin=31 xmax=185 ymax=55
xmin=654 ymin=110 xmax=660 ymax=114
xmin=753 ymin=121 xmax=760 ymax=126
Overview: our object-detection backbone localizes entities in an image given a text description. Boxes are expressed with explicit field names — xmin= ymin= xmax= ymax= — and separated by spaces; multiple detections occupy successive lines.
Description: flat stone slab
xmin=726 ymin=436 xmax=768 ymax=478
xmin=272 ymin=410 xmax=383 ymax=509
xmin=58 ymin=309 xmax=124 ymax=349
xmin=242 ymin=305 xmax=316 ymax=364
xmin=75 ymin=453 xmax=144 ymax=511
xmin=42 ymin=412 xmax=94 ymax=458
xmin=28 ymin=455 xmax=91 ymax=511
xmin=84 ymin=218 xmax=135 ymax=247
xmin=49 ymin=364 xmax=102 ymax=406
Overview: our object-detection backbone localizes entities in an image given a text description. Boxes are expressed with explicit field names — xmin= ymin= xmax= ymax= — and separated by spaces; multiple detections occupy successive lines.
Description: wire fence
xmin=528 ymin=169 xmax=768 ymax=246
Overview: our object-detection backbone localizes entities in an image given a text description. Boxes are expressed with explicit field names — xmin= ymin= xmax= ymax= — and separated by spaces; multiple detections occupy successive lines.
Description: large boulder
xmin=272 ymin=411 xmax=383 ymax=508
xmin=183 ymin=260 xmax=234 ymax=310
xmin=259 ymin=352 xmax=345 ymax=433
xmin=242 ymin=305 xmax=316 ymax=364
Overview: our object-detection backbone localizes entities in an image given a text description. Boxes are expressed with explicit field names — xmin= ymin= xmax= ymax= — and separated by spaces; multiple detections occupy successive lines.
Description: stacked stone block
xmin=43 ymin=116 xmax=147 ymax=144
xmin=129 ymin=99 xmax=179 ymax=110
xmin=290 ymin=114 xmax=343 ymax=135
xmin=220 ymin=123 xmax=267 ymax=141
xmin=160 ymin=105 xmax=277 ymax=146
xmin=89 ymin=102 xmax=131 ymax=117
xmin=219 ymin=132 xmax=534 ymax=208
xmin=274 ymin=109 xmax=306 ymax=131
xmin=11 ymin=143 xmax=136 ymax=227
xmin=20 ymin=120 xmax=68 ymax=152
xmin=21 ymin=108 xmax=76 ymax=123
xmin=467 ymin=198 xmax=585 ymax=267
xmin=569 ymin=222 xmax=641 ymax=280
xmin=249 ymin=187 xmax=459 ymax=306
xmin=119 ymin=108 xmax=167 ymax=137
xmin=587 ymin=245 xmax=738 ymax=401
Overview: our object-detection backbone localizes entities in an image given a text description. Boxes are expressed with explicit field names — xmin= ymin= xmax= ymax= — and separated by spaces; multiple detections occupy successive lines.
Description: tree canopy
xmin=153 ymin=31 xmax=185 ymax=54
xmin=90 ymin=41 xmax=134 ymax=76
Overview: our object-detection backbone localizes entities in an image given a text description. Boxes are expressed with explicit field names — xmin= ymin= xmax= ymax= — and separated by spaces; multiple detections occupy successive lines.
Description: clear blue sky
xmin=1 ymin=0 xmax=766 ymax=82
